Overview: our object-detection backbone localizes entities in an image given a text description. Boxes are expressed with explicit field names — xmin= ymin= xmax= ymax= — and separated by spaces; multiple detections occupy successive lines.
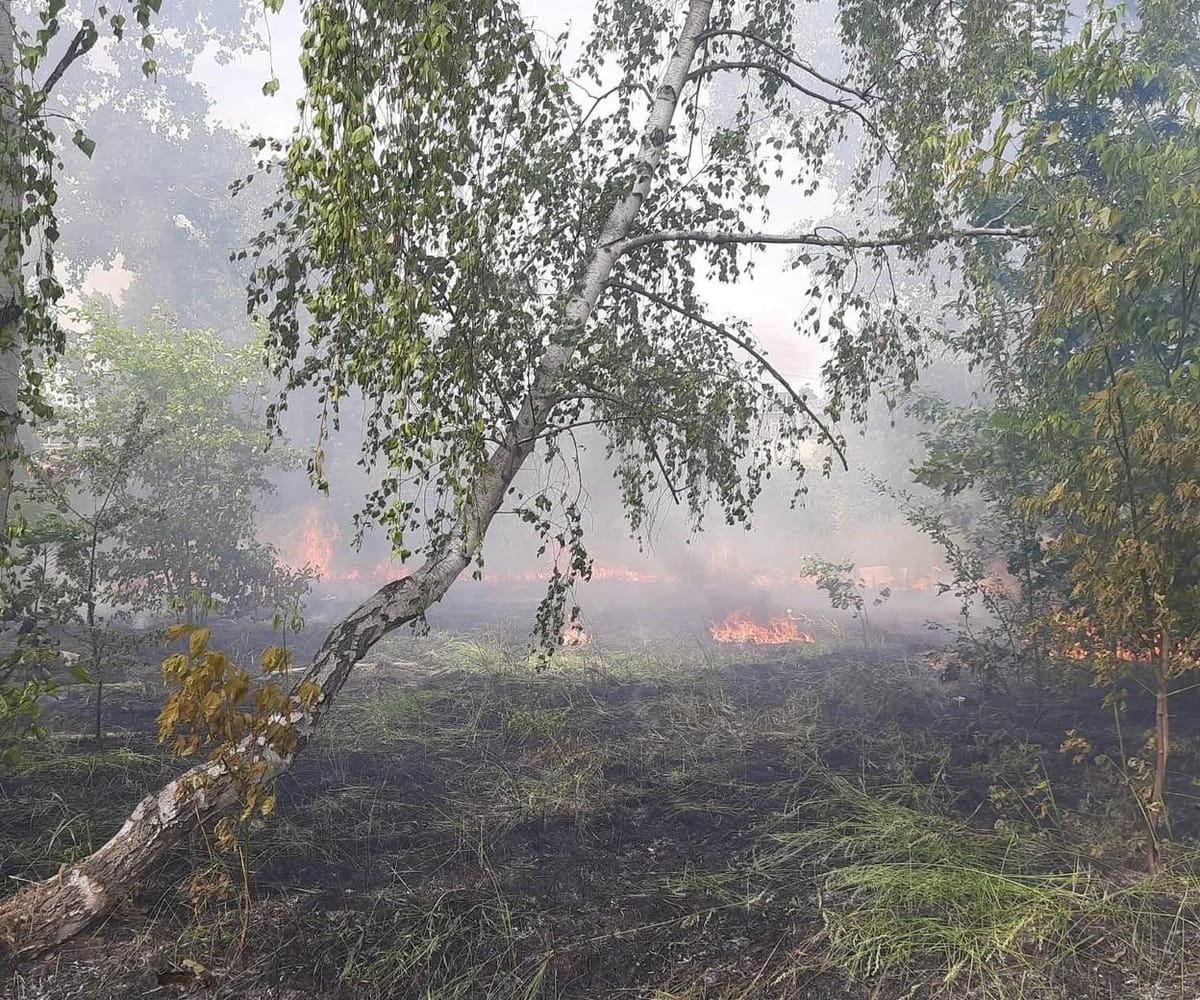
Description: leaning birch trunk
xmin=0 ymin=0 xmax=715 ymax=962
xmin=0 ymin=0 xmax=21 ymax=535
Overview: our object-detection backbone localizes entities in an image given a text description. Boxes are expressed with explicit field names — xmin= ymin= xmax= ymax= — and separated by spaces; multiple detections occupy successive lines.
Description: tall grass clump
xmin=760 ymin=770 xmax=1200 ymax=997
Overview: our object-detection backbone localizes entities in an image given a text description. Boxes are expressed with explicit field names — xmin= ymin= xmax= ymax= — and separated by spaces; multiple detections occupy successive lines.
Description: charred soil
xmin=3 ymin=633 xmax=1200 ymax=999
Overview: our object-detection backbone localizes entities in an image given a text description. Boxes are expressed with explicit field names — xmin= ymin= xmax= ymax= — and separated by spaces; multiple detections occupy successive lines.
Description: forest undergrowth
xmin=3 ymin=627 xmax=1200 ymax=1000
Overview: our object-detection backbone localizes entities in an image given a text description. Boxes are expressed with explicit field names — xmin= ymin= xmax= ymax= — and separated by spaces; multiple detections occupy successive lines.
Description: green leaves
xmin=71 ymin=129 xmax=96 ymax=159
xmin=250 ymin=0 xmax=584 ymax=584
xmin=894 ymin=1 xmax=1200 ymax=707
xmin=0 ymin=0 xmax=166 ymax=490
xmin=936 ymin=1 xmax=1200 ymax=676
xmin=35 ymin=311 xmax=312 ymax=627
xmin=245 ymin=0 xmax=1094 ymax=653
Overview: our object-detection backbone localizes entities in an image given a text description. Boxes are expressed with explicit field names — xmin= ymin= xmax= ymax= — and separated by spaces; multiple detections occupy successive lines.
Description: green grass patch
xmin=757 ymin=770 xmax=1200 ymax=997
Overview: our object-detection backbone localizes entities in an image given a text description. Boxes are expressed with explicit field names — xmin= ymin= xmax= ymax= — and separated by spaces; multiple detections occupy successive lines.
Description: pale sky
xmin=182 ymin=2 xmax=953 ymax=577
xmin=191 ymin=1 xmax=833 ymax=390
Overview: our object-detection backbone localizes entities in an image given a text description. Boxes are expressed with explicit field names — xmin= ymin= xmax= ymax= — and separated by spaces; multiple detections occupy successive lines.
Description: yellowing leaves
xmin=189 ymin=627 xmax=212 ymax=658
xmin=260 ymin=645 xmax=292 ymax=674
xmin=157 ymin=630 xmax=313 ymax=839
xmin=1174 ymin=480 xmax=1200 ymax=505
xmin=297 ymin=680 xmax=323 ymax=710
xmin=161 ymin=653 xmax=188 ymax=681
xmin=214 ymin=816 xmax=238 ymax=854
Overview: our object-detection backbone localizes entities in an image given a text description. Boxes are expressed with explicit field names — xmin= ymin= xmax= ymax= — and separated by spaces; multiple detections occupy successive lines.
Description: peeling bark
xmin=0 ymin=0 xmax=21 ymax=533
xmin=0 ymin=0 xmax=715 ymax=962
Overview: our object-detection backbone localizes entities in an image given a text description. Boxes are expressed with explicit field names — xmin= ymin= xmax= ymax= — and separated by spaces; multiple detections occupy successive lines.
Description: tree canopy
xmin=247 ymin=0 xmax=1048 ymax=640
xmin=9 ymin=0 xmax=1200 ymax=964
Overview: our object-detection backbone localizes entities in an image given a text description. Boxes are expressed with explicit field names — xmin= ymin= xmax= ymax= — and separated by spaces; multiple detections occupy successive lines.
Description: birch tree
xmin=0 ymin=0 xmax=169 ymax=532
xmin=0 ymin=0 xmax=1056 ymax=960
xmin=0 ymin=0 xmax=170 ymax=757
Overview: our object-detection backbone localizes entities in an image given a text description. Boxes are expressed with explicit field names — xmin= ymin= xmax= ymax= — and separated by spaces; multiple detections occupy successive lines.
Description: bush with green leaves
xmin=904 ymin=0 xmax=1200 ymax=869
xmin=43 ymin=310 xmax=311 ymax=627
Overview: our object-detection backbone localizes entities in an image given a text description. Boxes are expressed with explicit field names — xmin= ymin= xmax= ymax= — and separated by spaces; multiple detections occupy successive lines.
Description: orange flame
xmin=744 ymin=565 xmax=945 ymax=591
xmin=709 ymin=610 xmax=815 ymax=645
xmin=749 ymin=571 xmax=820 ymax=588
xmin=293 ymin=507 xmax=336 ymax=577
xmin=589 ymin=561 xmax=673 ymax=584
xmin=1059 ymin=636 xmax=1183 ymax=665
xmin=480 ymin=560 xmax=673 ymax=585
xmin=283 ymin=522 xmax=949 ymax=598
xmin=1052 ymin=615 xmax=1197 ymax=667
xmin=287 ymin=506 xmax=407 ymax=584
xmin=1060 ymin=641 xmax=1162 ymax=663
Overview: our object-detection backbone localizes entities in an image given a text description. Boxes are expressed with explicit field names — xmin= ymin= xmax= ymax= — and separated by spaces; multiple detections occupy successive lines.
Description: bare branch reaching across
xmin=39 ymin=24 xmax=99 ymax=99
xmin=606 ymin=277 xmax=847 ymax=471
xmin=698 ymin=28 xmax=870 ymax=100
xmin=616 ymin=226 xmax=1036 ymax=255
xmin=686 ymin=60 xmax=872 ymax=128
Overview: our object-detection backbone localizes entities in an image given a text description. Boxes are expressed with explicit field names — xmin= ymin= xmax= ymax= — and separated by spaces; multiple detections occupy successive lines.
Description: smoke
xmin=258 ymin=395 xmax=964 ymax=642
xmin=48 ymin=0 xmax=982 ymax=643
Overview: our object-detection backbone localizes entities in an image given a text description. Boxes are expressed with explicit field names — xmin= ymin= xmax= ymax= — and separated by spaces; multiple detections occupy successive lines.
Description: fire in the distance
xmin=708 ymin=609 xmax=815 ymax=645
xmin=283 ymin=504 xmax=949 ymax=598
xmin=1057 ymin=630 xmax=1197 ymax=666
xmin=285 ymin=507 xmax=670 ymax=587
xmin=289 ymin=507 xmax=406 ymax=584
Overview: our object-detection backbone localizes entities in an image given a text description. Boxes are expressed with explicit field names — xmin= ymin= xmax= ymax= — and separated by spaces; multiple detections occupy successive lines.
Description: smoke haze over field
xmin=12 ymin=3 xmax=1200 ymax=985
xmin=55 ymin=0 xmax=978 ymax=635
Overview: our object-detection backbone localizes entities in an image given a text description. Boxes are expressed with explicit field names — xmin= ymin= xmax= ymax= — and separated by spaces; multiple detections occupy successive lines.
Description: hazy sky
xmin=181 ymin=2 xmax=951 ymax=578
xmin=192 ymin=1 xmax=831 ymax=389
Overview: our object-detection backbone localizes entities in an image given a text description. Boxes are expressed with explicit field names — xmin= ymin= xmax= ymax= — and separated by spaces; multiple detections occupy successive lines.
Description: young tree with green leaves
xmin=0 ymin=0 xmax=168 ymax=533
xmin=3 ymin=310 xmax=309 ymax=758
xmin=1 ymin=0 xmax=271 ymax=755
xmin=799 ymin=555 xmax=889 ymax=647
xmin=911 ymin=0 xmax=1200 ymax=870
xmin=21 ymin=402 xmax=156 ymax=747
xmin=0 ymin=0 xmax=1056 ymax=957
xmin=0 ymin=0 xmax=169 ymax=754
xmin=54 ymin=312 xmax=310 ymax=626
xmin=900 ymin=397 xmax=1068 ymax=693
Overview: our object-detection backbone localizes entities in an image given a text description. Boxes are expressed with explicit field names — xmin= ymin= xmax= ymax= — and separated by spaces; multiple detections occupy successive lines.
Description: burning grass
xmin=5 ymin=632 xmax=1200 ymax=998
xmin=708 ymin=609 xmax=815 ymax=645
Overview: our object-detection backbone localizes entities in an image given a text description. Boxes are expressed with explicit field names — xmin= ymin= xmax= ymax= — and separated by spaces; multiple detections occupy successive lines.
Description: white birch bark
xmin=0 ymin=0 xmax=21 ymax=535
xmin=0 ymin=0 xmax=716 ymax=961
